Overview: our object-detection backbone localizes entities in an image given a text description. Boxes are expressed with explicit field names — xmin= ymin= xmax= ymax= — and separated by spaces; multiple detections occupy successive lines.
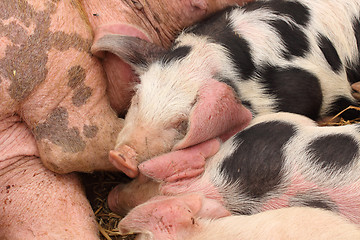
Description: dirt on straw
xmin=82 ymin=106 xmax=360 ymax=240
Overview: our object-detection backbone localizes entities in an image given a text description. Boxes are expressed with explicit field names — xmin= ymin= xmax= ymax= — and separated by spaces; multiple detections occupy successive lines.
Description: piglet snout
xmin=108 ymin=176 xmax=160 ymax=216
xmin=109 ymin=144 xmax=139 ymax=178
xmin=107 ymin=183 xmax=129 ymax=215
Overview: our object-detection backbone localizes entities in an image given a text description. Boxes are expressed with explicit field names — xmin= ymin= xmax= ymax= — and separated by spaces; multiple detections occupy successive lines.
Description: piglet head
xmin=118 ymin=194 xmax=230 ymax=240
xmin=92 ymin=35 xmax=253 ymax=178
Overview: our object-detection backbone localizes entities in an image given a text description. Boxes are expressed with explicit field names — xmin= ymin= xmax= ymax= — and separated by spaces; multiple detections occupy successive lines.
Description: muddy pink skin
xmin=0 ymin=116 xmax=98 ymax=239
xmin=1 ymin=0 xmax=123 ymax=174
xmin=85 ymin=0 xmax=254 ymax=116
xmin=0 ymin=0 xmax=124 ymax=238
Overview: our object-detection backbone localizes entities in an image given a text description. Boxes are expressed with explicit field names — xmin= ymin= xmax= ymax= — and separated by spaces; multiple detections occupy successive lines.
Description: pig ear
xmin=174 ymin=79 xmax=253 ymax=150
xmin=139 ymin=138 xmax=220 ymax=183
xmin=118 ymin=194 xmax=203 ymax=239
xmin=118 ymin=194 xmax=230 ymax=240
xmin=91 ymin=34 xmax=166 ymax=74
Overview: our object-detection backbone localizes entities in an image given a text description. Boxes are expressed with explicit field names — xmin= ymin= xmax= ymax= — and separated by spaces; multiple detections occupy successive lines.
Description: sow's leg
xmin=0 ymin=117 xmax=98 ymax=240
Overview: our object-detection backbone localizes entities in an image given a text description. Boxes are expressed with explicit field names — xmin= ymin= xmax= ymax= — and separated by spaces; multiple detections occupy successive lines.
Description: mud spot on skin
xmin=0 ymin=0 xmax=35 ymax=27
xmin=73 ymin=86 xmax=92 ymax=107
xmin=68 ymin=65 xmax=86 ymax=88
xmin=83 ymin=125 xmax=98 ymax=138
xmin=0 ymin=22 xmax=29 ymax=44
xmin=5 ymin=185 xmax=14 ymax=194
xmin=34 ymin=107 xmax=86 ymax=153
xmin=49 ymin=32 xmax=91 ymax=52
xmin=0 ymin=0 xmax=91 ymax=102
xmin=67 ymin=65 xmax=93 ymax=107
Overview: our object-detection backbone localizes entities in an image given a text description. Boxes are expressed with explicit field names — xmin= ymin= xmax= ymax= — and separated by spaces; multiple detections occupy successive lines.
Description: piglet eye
xmin=175 ymin=119 xmax=189 ymax=136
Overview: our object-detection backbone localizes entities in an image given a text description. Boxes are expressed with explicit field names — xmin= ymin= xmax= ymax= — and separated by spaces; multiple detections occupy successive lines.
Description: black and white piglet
xmin=92 ymin=0 xmax=360 ymax=178
xmin=118 ymin=112 xmax=360 ymax=239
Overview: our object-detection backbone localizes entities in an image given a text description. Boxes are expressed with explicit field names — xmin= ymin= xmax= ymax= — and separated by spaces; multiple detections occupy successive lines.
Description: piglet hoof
xmin=352 ymin=82 xmax=360 ymax=100
xmin=109 ymin=144 xmax=139 ymax=178
xmin=107 ymin=175 xmax=160 ymax=216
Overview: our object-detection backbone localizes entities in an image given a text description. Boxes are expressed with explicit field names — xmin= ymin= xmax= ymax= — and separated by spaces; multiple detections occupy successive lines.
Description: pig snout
xmin=109 ymin=145 xmax=139 ymax=178
xmin=107 ymin=175 xmax=160 ymax=216
xmin=111 ymin=113 xmax=186 ymax=177
xmin=110 ymin=133 xmax=177 ymax=178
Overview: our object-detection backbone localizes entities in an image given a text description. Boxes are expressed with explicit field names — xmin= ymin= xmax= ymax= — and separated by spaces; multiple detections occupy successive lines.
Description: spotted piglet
xmin=118 ymin=112 xmax=360 ymax=239
xmin=92 ymin=0 xmax=360 ymax=179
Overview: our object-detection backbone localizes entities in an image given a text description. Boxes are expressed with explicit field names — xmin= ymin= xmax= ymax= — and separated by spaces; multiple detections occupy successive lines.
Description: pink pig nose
xmin=109 ymin=144 xmax=139 ymax=178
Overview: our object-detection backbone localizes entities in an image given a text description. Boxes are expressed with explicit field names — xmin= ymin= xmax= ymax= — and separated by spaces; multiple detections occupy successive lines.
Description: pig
xmin=115 ymin=112 xmax=360 ymax=239
xmin=84 ymin=0 xmax=253 ymax=116
xmin=92 ymin=0 xmax=360 ymax=180
xmin=119 ymin=195 xmax=360 ymax=240
xmin=0 ymin=0 xmax=121 ymax=238
xmin=93 ymin=0 xmax=360 ymax=213
xmin=1 ymin=0 xmax=251 ymax=238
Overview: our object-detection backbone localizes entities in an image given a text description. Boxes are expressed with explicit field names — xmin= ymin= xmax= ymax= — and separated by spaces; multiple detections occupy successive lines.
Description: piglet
xmin=111 ymin=112 xmax=360 ymax=228
xmin=92 ymin=0 xmax=360 ymax=179
xmin=144 ymin=112 xmax=360 ymax=221
xmin=119 ymin=195 xmax=360 ymax=240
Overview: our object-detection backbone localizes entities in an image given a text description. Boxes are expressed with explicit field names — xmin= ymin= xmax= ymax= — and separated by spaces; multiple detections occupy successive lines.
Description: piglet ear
xmin=174 ymin=79 xmax=253 ymax=150
xmin=91 ymin=34 xmax=166 ymax=74
xmin=118 ymin=194 xmax=230 ymax=240
xmin=118 ymin=194 xmax=203 ymax=240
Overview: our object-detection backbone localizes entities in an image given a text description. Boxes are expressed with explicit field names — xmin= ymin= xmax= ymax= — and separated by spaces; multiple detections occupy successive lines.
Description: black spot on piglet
xmin=289 ymin=190 xmax=338 ymax=212
xmin=318 ymin=35 xmax=342 ymax=72
xmin=162 ymin=46 xmax=192 ymax=64
xmin=261 ymin=66 xmax=322 ymax=120
xmin=188 ymin=7 xmax=256 ymax=80
xmin=269 ymin=19 xmax=309 ymax=59
xmin=243 ymin=0 xmax=311 ymax=27
xmin=346 ymin=18 xmax=360 ymax=84
xmin=220 ymin=121 xmax=295 ymax=198
xmin=307 ymin=134 xmax=358 ymax=171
